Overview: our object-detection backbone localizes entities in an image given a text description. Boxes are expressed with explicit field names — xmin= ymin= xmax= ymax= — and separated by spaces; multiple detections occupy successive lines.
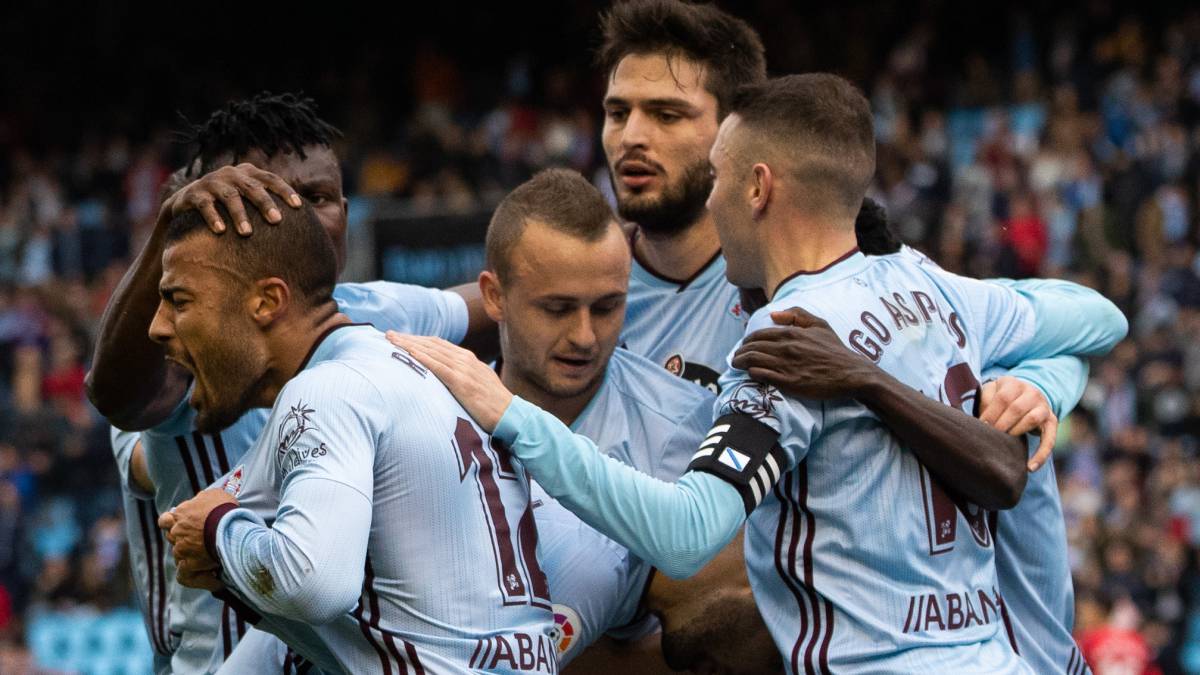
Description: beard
xmin=191 ymin=334 xmax=267 ymax=433
xmin=614 ymin=159 xmax=713 ymax=237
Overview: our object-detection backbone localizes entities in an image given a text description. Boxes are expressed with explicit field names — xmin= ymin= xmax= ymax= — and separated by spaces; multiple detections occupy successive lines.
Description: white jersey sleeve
xmin=334 ymin=281 xmax=468 ymax=344
xmin=213 ymin=363 xmax=379 ymax=625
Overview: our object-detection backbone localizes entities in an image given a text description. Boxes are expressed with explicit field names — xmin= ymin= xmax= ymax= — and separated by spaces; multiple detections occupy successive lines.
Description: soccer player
xmin=87 ymin=93 xmax=476 ymax=673
xmin=154 ymin=197 xmax=554 ymax=673
xmin=598 ymin=0 xmax=767 ymax=392
xmin=392 ymin=74 xmax=1127 ymax=673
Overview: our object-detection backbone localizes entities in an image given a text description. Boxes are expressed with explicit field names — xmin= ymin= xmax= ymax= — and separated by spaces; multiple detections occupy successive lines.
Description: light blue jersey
xmin=111 ymin=428 xmax=172 ymax=674
xmin=488 ymin=249 xmax=1127 ymax=675
xmin=130 ymin=282 xmax=468 ymax=674
xmin=535 ymin=348 xmax=713 ymax=664
xmin=987 ymin=358 xmax=1093 ymax=675
xmin=622 ymin=249 xmax=747 ymax=393
xmin=213 ymin=325 xmax=554 ymax=674
xmin=902 ymin=246 xmax=1097 ymax=674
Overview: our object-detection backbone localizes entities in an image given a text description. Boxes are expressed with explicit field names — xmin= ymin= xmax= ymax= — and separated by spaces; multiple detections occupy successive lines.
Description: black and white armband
xmin=687 ymin=413 xmax=787 ymax=514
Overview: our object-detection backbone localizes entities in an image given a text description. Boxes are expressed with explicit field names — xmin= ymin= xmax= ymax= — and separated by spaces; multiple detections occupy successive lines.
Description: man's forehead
xmin=218 ymin=145 xmax=341 ymax=186
xmin=608 ymin=52 xmax=711 ymax=101
xmin=509 ymin=222 xmax=630 ymax=289
xmin=162 ymin=235 xmax=242 ymax=285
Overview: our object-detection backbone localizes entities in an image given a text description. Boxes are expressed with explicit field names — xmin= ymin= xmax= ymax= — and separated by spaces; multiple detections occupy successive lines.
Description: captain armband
xmin=687 ymin=413 xmax=786 ymax=514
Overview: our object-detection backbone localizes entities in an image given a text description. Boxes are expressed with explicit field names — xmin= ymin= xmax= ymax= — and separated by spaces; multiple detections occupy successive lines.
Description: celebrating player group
xmin=89 ymin=1 xmax=1127 ymax=673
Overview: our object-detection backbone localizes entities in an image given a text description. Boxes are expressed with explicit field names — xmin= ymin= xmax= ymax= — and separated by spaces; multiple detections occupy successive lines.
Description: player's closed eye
xmin=605 ymin=108 xmax=629 ymax=123
xmin=305 ymin=193 xmax=330 ymax=206
xmin=654 ymin=110 xmax=681 ymax=123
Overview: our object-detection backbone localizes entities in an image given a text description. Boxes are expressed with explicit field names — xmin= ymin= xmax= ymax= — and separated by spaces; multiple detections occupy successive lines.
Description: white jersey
xmin=536 ymin=348 xmax=713 ymax=664
xmin=111 ymin=427 xmax=172 ymax=674
xmin=622 ymin=248 xmax=747 ymax=393
xmin=132 ymin=282 xmax=468 ymax=673
xmin=213 ymin=325 xmax=554 ymax=674
xmin=719 ymin=249 xmax=1037 ymax=674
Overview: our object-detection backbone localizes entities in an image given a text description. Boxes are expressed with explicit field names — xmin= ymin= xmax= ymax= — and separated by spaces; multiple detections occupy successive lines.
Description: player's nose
xmin=566 ymin=309 xmax=597 ymax=351
xmin=620 ymin=109 xmax=653 ymax=150
xmin=148 ymin=301 xmax=174 ymax=345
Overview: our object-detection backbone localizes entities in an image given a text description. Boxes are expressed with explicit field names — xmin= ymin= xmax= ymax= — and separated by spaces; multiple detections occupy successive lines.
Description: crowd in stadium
xmin=1 ymin=2 xmax=1200 ymax=673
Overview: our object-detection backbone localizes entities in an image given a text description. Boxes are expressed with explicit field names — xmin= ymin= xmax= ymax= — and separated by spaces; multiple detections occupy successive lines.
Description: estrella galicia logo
xmin=723 ymin=382 xmax=783 ymax=424
xmin=276 ymin=402 xmax=327 ymax=473
xmin=663 ymin=353 xmax=722 ymax=394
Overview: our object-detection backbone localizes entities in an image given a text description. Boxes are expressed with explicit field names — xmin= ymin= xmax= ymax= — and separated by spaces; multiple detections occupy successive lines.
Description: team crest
xmin=664 ymin=353 xmax=685 ymax=377
xmin=663 ymin=354 xmax=722 ymax=393
xmin=222 ymin=465 xmax=245 ymax=497
xmin=549 ymin=604 xmax=580 ymax=656
xmin=724 ymin=382 xmax=783 ymax=423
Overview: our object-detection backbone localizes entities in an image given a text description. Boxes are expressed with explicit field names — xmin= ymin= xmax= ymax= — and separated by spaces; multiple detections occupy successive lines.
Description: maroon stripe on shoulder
xmin=212 ymin=432 xmax=230 ymax=475
xmin=773 ymin=473 xmax=808 ymax=675
xmin=283 ymin=648 xmax=293 ymax=675
xmin=193 ymin=431 xmax=216 ymax=486
xmin=145 ymin=501 xmax=170 ymax=654
xmin=175 ymin=435 xmax=201 ymax=494
xmin=235 ymin=613 xmax=246 ymax=639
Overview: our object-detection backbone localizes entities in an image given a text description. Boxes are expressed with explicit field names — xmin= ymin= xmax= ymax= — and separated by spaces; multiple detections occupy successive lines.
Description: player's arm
xmin=86 ymin=166 xmax=300 ymax=430
xmin=389 ymin=334 xmax=798 ymax=580
xmin=733 ymin=307 xmax=1028 ymax=510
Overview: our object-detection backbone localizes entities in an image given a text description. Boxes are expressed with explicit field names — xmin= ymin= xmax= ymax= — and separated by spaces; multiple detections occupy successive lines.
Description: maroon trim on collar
xmin=630 ymin=228 xmax=722 ymax=292
xmin=770 ymin=247 xmax=861 ymax=298
xmin=296 ymin=321 xmax=371 ymax=373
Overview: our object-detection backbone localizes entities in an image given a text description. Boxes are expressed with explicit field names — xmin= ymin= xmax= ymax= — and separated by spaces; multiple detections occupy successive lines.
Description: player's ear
xmin=750 ymin=163 xmax=772 ymax=218
xmin=479 ymin=270 xmax=505 ymax=323
xmin=249 ymin=277 xmax=290 ymax=326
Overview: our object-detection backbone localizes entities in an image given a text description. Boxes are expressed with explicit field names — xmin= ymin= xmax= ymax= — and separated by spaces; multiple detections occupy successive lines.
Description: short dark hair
xmin=179 ymin=91 xmax=343 ymax=177
xmin=855 ymin=197 xmax=901 ymax=255
xmin=730 ymin=73 xmax=876 ymax=217
xmin=597 ymin=0 xmax=767 ymax=118
xmin=164 ymin=195 xmax=336 ymax=307
xmin=486 ymin=169 xmax=617 ymax=280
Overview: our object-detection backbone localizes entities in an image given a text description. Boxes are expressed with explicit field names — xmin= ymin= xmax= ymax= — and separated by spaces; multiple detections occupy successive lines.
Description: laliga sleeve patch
xmin=687 ymin=413 xmax=785 ymax=514
xmin=550 ymin=604 xmax=581 ymax=658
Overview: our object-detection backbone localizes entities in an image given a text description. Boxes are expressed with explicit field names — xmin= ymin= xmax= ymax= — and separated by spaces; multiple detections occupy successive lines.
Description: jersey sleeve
xmin=689 ymin=373 xmax=821 ymax=513
xmin=992 ymin=278 xmax=1128 ymax=359
xmin=334 ymin=281 xmax=469 ymax=344
xmin=110 ymin=426 xmax=152 ymax=500
xmin=983 ymin=356 xmax=1090 ymax=422
xmin=534 ymin=491 xmax=646 ymax=666
xmin=212 ymin=365 xmax=379 ymax=624
xmin=494 ymin=397 xmax=746 ymax=580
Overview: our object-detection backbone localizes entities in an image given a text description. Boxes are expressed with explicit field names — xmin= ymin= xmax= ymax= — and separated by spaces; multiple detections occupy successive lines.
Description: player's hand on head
xmin=731 ymin=306 xmax=875 ymax=400
xmin=979 ymin=376 xmax=1058 ymax=472
xmin=386 ymin=332 xmax=513 ymax=432
xmin=159 ymin=163 xmax=303 ymax=236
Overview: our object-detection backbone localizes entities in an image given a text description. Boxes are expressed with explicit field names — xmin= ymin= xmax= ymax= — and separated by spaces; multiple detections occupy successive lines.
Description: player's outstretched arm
xmin=995 ymin=278 xmax=1127 ymax=361
xmin=734 ymin=307 xmax=1029 ymax=510
xmin=389 ymin=333 xmax=748 ymax=579
xmin=86 ymin=165 xmax=301 ymax=430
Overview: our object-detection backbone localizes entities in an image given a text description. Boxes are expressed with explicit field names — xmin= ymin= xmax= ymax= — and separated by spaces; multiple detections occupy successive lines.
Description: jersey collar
xmin=629 ymin=230 xmax=725 ymax=293
xmin=771 ymin=247 xmax=869 ymax=299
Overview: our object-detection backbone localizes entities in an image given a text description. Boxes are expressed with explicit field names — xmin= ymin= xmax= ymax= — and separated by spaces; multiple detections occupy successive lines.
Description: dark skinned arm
xmin=732 ymin=307 xmax=1027 ymax=510
xmin=85 ymin=165 xmax=300 ymax=430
